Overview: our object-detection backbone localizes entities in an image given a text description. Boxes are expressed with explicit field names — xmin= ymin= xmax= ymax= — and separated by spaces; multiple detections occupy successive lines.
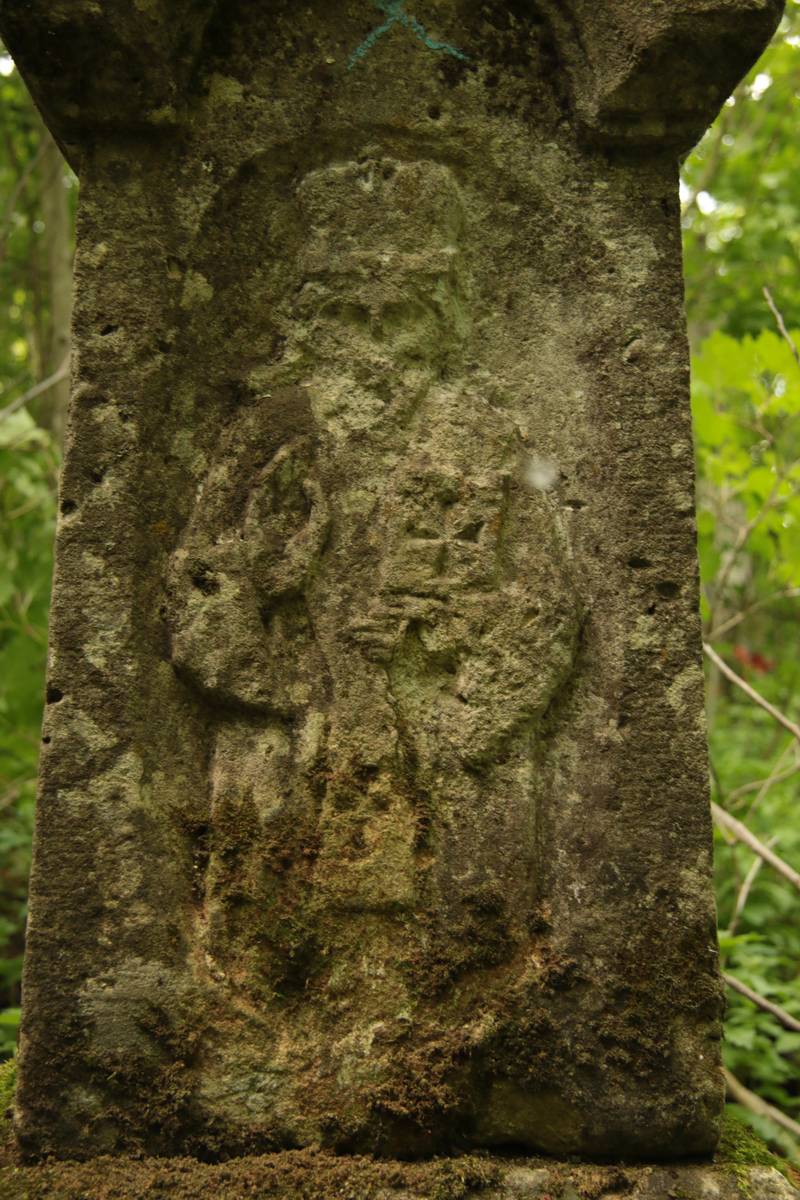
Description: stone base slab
xmin=0 ymin=1153 xmax=797 ymax=1200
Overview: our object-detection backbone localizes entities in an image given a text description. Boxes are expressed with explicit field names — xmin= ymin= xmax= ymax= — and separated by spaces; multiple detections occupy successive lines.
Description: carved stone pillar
xmin=1 ymin=0 xmax=783 ymax=1162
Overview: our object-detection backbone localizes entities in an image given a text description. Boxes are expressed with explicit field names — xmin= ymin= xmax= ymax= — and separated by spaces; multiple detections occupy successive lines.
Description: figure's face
xmin=291 ymin=156 xmax=470 ymax=377
xmin=294 ymin=256 xmax=468 ymax=372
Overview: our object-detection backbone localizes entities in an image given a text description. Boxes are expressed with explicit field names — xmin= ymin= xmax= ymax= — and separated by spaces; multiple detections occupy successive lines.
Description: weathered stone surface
xmin=0 ymin=1153 xmax=798 ymax=1200
xmin=0 ymin=0 xmax=783 ymax=1164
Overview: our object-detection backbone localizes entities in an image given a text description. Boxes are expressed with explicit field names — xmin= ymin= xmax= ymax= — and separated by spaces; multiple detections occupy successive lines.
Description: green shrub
xmin=0 ymin=409 xmax=57 ymax=1057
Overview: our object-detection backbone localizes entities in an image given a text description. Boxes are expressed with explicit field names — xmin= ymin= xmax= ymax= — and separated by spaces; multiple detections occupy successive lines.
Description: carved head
xmin=292 ymin=158 xmax=470 ymax=371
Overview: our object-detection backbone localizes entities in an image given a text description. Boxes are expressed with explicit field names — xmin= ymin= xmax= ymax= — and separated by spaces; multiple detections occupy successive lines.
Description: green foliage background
xmin=0 ymin=4 xmax=799 ymax=1155
xmin=682 ymin=1 xmax=800 ymax=1154
xmin=0 ymin=53 xmax=64 ymax=1058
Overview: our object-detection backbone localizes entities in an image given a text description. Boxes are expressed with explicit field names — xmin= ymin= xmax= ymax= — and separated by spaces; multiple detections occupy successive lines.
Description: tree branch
xmin=727 ymin=741 xmax=799 ymax=805
xmin=703 ymin=643 xmax=800 ymax=746
xmin=712 ymin=802 xmax=800 ymax=892
xmin=708 ymin=470 xmax=796 ymax=618
xmin=709 ymin=587 xmax=800 ymax=642
xmin=724 ymin=1068 xmax=800 ymax=1144
xmin=729 ymin=845 xmax=769 ymax=934
xmin=723 ymin=973 xmax=800 ymax=1033
xmin=764 ymin=286 xmax=800 ymax=372
xmin=0 ymin=359 xmax=69 ymax=423
xmin=0 ymin=140 xmax=44 ymax=264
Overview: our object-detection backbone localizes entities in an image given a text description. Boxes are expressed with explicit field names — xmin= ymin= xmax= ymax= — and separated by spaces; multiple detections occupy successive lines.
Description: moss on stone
xmin=2 ymin=1152 xmax=798 ymax=1200
xmin=0 ymin=1060 xmax=15 ymax=1171
xmin=428 ymin=1157 xmax=500 ymax=1200
xmin=0 ymin=1149 xmax=501 ymax=1200
xmin=716 ymin=1110 xmax=796 ymax=1190
xmin=0 ymin=1060 xmax=15 ymax=1149
xmin=0 ymin=1062 xmax=14 ymax=1108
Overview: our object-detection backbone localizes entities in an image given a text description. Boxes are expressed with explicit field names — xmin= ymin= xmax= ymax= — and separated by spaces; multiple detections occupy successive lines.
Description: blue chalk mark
xmin=348 ymin=1 xmax=469 ymax=71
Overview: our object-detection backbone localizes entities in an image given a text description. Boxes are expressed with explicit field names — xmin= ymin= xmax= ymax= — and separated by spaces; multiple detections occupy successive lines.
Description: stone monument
xmin=0 ymin=0 xmax=784 ymax=1165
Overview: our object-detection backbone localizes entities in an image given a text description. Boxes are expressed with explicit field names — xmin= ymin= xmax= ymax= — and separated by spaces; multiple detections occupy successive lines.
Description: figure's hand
xmin=538 ymin=0 xmax=784 ymax=149
xmin=350 ymin=595 xmax=448 ymax=664
xmin=248 ymin=462 xmax=331 ymax=600
xmin=349 ymin=616 xmax=403 ymax=665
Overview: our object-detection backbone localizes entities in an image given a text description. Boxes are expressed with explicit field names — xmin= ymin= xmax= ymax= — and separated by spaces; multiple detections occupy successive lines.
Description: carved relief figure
xmin=166 ymin=156 xmax=581 ymax=997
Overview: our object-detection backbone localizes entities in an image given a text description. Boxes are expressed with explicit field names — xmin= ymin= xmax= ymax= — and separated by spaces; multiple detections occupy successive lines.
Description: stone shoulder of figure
xmin=431 ymin=484 xmax=582 ymax=770
xmin=165 ymin=402 xmax=330 ymax=716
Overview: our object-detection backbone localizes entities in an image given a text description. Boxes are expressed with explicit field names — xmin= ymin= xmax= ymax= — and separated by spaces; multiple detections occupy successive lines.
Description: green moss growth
xmin=716 ymin=1109 xmax=795 ymax=1191
xmin=0 ymin=1061 xmax=14 ymax=1120
xmin=0 ymin=1058 xmax=15 ymax=1161
xmin=428 ymin=1157 xmax=499 ymax=1199
xmin=0 ymin=1149 xmax=501 ymax=1199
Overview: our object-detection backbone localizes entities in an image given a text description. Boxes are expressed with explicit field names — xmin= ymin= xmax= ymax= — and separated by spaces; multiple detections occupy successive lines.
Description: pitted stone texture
xmin=0 ymin=0 xmax=783 ymax=1165
xmin=0 ymin=1156 xmax=797 ymax=1200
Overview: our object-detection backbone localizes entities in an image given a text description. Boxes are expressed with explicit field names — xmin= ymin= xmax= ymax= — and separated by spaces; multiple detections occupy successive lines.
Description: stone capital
xmin=540 ymin=0 xmax=784 ymax=148
xmin=0 ymin=0 xmax=216 ymax=166
xmin=0 ymin=1 xmax=785 ymax=166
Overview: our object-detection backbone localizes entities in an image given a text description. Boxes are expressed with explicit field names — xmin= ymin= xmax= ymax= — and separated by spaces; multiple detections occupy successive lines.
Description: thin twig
xmin=711 ymin=495 xmax=777 ymax=614
xmin=728 ymin=741 xmax=799 ymax=803
xmin=8 ymin=495 xmax=52 ymax=521
xmin=0 ymin=358 xmax=69 ymax=422
xmin=712 ymin=802 xmax=800 ymax=892
xmin=729 ymin=762 xmax=800 ymax=802
xmin=729 ymin=846 xmax=770 ymax=934
xmin=764 ymin=286 xmax=800 ymax=371
xmin=709 ymin=471 xmax=798 ymax=615
xmin=709 ymin=587 xmax=800 ymax=641
xmin=0 ymin=141 xmax=44 ymax=260
xmin=724 ymin=1068 xmax=800 ymax=1144
xmin=0 ymin=366 xmax=29 ymax=400
xmin=703 ymin=643 xmax=800 ymax=746
xmin=745 ymin=744 xmax=800 ymax=822
xmin=709 ymin=755 xmax=727 ymax=805
xmin=723 ymin=973 xmax=800 ymax=1033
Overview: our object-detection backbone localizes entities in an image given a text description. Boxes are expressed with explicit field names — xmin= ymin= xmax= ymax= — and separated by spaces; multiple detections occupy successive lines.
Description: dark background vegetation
xmin=0 ymin=5 xmax=799 ymax=1158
